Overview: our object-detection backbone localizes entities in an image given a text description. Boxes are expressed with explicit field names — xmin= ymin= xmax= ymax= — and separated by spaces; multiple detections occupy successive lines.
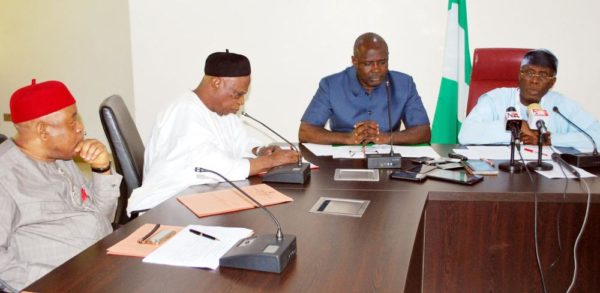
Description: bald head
xmin=353 ymin=32 xmax=388 ymax=57
xmin=351 ymin=32 xmax=390 ymax=91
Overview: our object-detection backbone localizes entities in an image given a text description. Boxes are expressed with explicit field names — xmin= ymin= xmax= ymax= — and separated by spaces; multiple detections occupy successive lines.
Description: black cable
xmin=515 ymin=146 xmax=548 ymax=293
xmin=549 ymin=146 xmax=568 ymax=269
xmin=566 ymin=179 xmax=591 ymax=292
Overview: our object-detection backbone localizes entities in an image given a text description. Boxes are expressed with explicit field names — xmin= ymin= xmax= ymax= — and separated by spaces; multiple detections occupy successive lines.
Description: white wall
xmin=3 ymin=1 xmax=598 ymax=147
xmin=129 ymin=0 xmax=600 ymax=145
xmin=0 ymin=0 xmax=134 ymax=145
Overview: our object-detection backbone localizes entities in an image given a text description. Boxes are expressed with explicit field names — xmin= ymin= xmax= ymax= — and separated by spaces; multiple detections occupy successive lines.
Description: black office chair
xmin=99 ymin=95 xmax=145 ymax=225
xmin=0 ymin=133 xmax=7 ymax=144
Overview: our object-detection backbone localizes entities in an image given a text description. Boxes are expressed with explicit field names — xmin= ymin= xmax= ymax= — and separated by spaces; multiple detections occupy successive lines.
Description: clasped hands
xmin=349 ymin=120 xmax=381 ymax=145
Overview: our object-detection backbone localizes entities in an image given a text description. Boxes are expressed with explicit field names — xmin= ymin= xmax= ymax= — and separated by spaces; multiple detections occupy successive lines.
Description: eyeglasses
xmin=520 ymin=70 xmax=555 ymax=81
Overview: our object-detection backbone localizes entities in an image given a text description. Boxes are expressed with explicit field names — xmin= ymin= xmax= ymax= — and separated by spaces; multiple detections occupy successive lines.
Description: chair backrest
xmin=467 ymin=48 xmax=532 ymax=115
xmin=0 ymin=133 xmax=7 ymax=144
xmin=99 ymin=95 xmax=145 ymax=225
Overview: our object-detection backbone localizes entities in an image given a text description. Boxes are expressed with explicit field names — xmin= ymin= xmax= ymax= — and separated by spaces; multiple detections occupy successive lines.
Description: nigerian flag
xmin=431 ymin=0 xmax=472 ymax=144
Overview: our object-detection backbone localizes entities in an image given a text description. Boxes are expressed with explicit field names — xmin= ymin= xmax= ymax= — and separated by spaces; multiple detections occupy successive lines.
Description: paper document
xmin=302 ymin=143 xmax=333 ymax=156
xmin=303 ymin=143 xmax=440 ymax=159
xmin=107 ymin=224 xmax=184 ymax=257
xmin=535 ymin=161 xmax=597 ymax=179
xmin=143 ymin=225 xmax=253 ymax=269
xmin=462 ymin=145 xmax=557 ymax=161
xmin=177 ymin=183 xmax=293 ymax=218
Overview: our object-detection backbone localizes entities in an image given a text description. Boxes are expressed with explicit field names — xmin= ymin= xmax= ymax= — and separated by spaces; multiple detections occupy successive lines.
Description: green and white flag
xmin=431 ymin=0 xmax=472 ymax=144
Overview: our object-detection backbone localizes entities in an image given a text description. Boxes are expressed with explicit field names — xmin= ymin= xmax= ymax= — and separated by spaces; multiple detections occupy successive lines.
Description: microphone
xmin=525 ymin=103 xmax=553 ymax=171
xmin=527 ymin=103 xmax=550 ymax=130
xmin=241 ymin=111 xmax=310 ymax=184
xmin=366 ymin=76 xmax=402 ymax=169
xmin=551 ymin=153 xmax=581 ymax=179
xmin=552 ymin=106 xmax=600 ymax=168
xmin=504 ymin=106 xmax=523 ymax=131
xmin=194 ymin=167 xmax=297 ymax=273
xmin=499 ymin=107 xmax=526 ymax=173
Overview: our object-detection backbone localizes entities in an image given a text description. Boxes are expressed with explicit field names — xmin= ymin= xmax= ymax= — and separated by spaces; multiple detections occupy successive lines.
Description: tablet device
xmin=410 ymin=164 xmax=438 ymax=174
xmin=426 ymin=169 xmax=483 ymax=185
xmin=437 ymin=162 xmax=464 ymax=170
xmin=389 ymin=170 xmax=427 ymax=182
xmin=464 ymin=160 xmax=498 ymax=175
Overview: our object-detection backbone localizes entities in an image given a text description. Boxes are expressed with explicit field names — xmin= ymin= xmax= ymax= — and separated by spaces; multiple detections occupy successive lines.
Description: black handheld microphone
xmin=194 ymin=167 xmax=297 ymax=273
xmin=536 ymin=120 xmax=548 ymax=134
xmin=241 ymin=112 xmax=310 ymax=184
xmin=499 ymin=107 xmax=526 ymax=173
xmin=551 ymin=153 xmax=581 ymax=179
xmin=504 ymin=106 xmax=523 ymax=132
xmin=366 ymin=75 xmax=402 ymax=169
xmin=552 ymin=106 xmax=600 ymax=168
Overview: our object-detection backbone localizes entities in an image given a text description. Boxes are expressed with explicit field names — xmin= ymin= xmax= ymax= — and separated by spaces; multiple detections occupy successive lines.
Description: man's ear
xmin=548 ymin=77 xmax=557 ymax=89
xmin=211 ymin=77 xmax=222 ymax=89
xmin=36 ymin=121 xmax=49 ymax=141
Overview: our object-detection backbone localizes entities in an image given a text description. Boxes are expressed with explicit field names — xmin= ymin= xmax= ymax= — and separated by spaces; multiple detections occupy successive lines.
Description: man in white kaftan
xmin=128 ymin=51 xmax=298 ymax=214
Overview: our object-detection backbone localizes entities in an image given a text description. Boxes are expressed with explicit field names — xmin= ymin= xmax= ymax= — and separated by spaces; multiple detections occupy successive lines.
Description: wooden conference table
xmin=26 ymin=145 xmax=600 ymax=292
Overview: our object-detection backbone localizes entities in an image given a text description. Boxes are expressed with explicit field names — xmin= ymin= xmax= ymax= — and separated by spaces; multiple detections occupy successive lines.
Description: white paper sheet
xmin=303 ymin=143 xmax=440 ymax=159
xmin=463 ymin=145 xmax=557 ymax=161
xmin=302 ymin=143 xmax=333 ymax=156
xmin=535 ymin=161 xmax=597 ymax=179
xmin=143 ymin=225 xmax=253 ymax=269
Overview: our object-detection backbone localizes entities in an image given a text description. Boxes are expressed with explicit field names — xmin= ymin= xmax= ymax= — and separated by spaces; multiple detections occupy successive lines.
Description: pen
xmin=189 ymin=229 xmax=219 ymax=241
xmin=524 ymin=147 xmax=548 ymax=156
xmin=138 ymin=223 xmax=161 ymax=244
xmin=481 ymin=158 xmax=495 ymax=167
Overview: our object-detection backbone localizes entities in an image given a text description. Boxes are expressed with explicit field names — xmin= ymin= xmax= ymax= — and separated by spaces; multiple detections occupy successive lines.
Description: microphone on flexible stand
xmin=366 ymin=75 xmax=402 ymax=169
xmin=551 ymin=153 xmax=581 ymax=179
xmin=499 ymin=106 xmax=526 ymax=173
xmin=526 ymin=104 xmax=553 ymax=171
xmin=241 ymin=111 xmax=310 ymax=184
xmin=194 ymin=167 xmax=297 ymax=273
xmin=552 ymin=106 xmax=600 ymax=168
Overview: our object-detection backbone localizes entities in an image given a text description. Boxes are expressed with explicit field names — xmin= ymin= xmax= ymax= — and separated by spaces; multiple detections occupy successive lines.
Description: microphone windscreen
xmin=527 ymin=103 xmax=549 ymax=129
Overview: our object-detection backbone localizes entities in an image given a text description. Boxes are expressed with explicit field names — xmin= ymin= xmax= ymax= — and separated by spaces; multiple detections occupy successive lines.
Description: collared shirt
xmin=301 ymin=66 xmax=430 ymax=132
xmin=0 ymin=140 xmax=121 ymax=291
xmin=458 ymin=87 xmax=600 ymax=149
xmin=128 ymin=91 xmax=261 ymax=215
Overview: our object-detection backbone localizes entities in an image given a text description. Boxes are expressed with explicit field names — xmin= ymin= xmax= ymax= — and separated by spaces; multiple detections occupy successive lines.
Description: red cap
xmin=10 ymin=80 xmax=76 ymax=123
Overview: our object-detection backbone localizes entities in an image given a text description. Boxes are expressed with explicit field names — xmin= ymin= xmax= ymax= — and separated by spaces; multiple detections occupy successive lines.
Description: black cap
xmin=521 ymin=49 xmax=558 ymax=73
xmin=204 ymin=49 xmax=251 ymax=77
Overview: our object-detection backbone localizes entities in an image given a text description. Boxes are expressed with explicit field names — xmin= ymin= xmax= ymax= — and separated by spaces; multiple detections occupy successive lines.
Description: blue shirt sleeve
xmin=301 ymin=78 xmax=332 ymax=127
xmin=547 ymin=97 xmax=600 ymax=150
xmin=399 ymin=77 xmax=430 ymax=128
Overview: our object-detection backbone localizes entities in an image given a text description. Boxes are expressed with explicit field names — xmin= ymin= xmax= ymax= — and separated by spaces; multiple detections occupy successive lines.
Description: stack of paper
xmin=142 ymin=225 xmax=253 ymax=269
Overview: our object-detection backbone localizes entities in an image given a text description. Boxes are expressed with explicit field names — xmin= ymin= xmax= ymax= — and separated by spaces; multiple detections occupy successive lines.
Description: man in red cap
xmin=0 ymin=80 xmax=122 ymax=291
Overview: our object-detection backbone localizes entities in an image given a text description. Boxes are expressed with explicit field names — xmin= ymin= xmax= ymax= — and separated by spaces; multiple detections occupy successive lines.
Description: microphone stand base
xmin=366 ymin=153 xmax=402 ymax=169
xmin=526 ymin=161 xmax=553 ymax=171
xmin=498 ymin=161 xmax=526 ymax=173
xmin=560 ymin=153 xmax=600 ymax=168
xmin=262 ymin=163 xmax=310 ymax=184
xmin=219 ymin=234 xmax=297 ymax=273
